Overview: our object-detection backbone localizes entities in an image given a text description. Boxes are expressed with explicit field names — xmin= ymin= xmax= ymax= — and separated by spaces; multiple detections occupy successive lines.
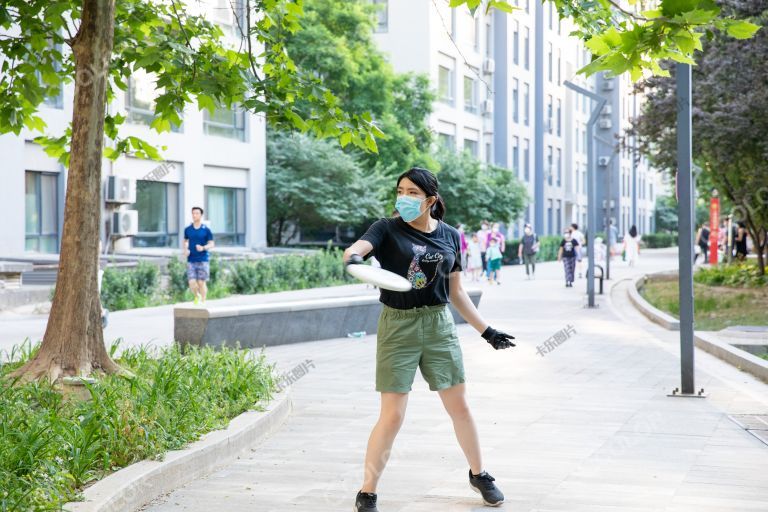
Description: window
xmin=203 ymin=104 xmax=247 ymax=141
xmin=582 ymin=169 xmax=587 ymax=193
xmin=547 ymin=146 xmax=553 ymax=185
xmin=372 ymin=0 xmax=388 ymax=32
xmin=547 ymin=43 xmax=553 ymax=82
xmin=438 ymin=63 xmax=455 ymax=105
xmin=25 ymin=172 xmax=58 ymax=253
xmin=512 ymin=78 xmax=519 ymax=123
xmin=549 ymin=3 xmax=553 ymax=30
xmin=512 ymin=136 xmax=520 ymax=176
xmin=210 ymin=0 xmax=247 ymax=36
xmin=126 ymin=69 xmax=183 ymax=131
xmin=132 ymin=181 xmax=179 ymax=248
xmin=557 ymin=51 xmax=561 ymax=85
xmin=556 ymin=99 xmax=562 ymax=136
xmin=575 ymin=163 xmax=579 ymax=193
xmin=524 ymin=28 xmax=530 ymax=69
xmin=556 ymin=200 xmax=562 ymax=234
xmin=38 ymin=42 xmax=63 ymax=109
xmin=438 ymin=132 xmax=455 ymax=150
xmin=464 ymin=74 xmax=478 ymax=113
xmin=523 ymin=82 xmax=530 ymax=125
xmin=575 ymin=127 xmax=579 ymax=152
xmin=205 ymin=186 xmax=246 ymax=246
xmin=556 ymin=148 xmax=562 ymax=186
xmin=485 ymin=19 xmax=492 ymax=57
xmin=547 ymin=200 xmax=553 ymax=235
xmin=463 ymin=139 xmax=479 ymax=157
xmin=485 ymin=142 xmax=492 ymax=163
xmin=523 ymin=139 xmax=530 ymax=181
xmin=513 ymin=21 xmax=520 ymax=65
xmin=547 ymin=95 xmax=553 ymax=133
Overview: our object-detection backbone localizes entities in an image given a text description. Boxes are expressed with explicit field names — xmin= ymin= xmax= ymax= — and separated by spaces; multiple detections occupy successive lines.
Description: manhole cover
xmin=729 ymin=414 xmax=768 ymax=446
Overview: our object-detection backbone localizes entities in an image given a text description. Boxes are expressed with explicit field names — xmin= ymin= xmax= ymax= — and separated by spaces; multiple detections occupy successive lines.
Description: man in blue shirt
xmin=184 ymin=206 xmax=215 ymax=305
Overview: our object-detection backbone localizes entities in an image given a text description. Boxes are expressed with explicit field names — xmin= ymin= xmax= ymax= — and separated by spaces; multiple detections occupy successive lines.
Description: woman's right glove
xmin=481 ymin=326 xmax=516 ymax=350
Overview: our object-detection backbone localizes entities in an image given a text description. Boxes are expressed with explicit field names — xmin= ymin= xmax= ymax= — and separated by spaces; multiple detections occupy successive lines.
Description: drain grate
xmin=728 ymin=414 xmax=768 ymax=446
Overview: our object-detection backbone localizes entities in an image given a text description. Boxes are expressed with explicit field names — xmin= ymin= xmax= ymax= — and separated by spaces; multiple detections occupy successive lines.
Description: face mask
xmin=482 ymin=225 xmax=488 ymax=231
xmin=492 ymin=226 xmax=499 ymax=233
xmin=524 ymin=228 xmax=532 ymax=235
xmin=564 ymin=234 xmax=572 ymax=240
xmin=395 ymin=195 xmax=425 ymax=222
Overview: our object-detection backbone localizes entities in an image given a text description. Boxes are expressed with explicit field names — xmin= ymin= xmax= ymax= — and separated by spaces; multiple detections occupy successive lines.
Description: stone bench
xmin=0 ymin=262 xmax=33 ymax=290
xmin=174 ymin=288 xmax=483 ymax=349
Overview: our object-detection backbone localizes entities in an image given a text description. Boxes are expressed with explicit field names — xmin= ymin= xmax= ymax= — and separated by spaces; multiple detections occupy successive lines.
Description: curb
xmin=63 ymin=387 xmax=293 ymax=512
xmin=628 ymin=274 xmax=680 ymax=330
xmin=626 ymin=273 xmax=768 ymax=384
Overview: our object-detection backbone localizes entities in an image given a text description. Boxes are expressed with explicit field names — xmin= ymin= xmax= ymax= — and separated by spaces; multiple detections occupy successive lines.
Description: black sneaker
xmin=468 ymin=469 xmax=504 ymax=507
xmin=354 ymin=490 xmax=378 ymax=512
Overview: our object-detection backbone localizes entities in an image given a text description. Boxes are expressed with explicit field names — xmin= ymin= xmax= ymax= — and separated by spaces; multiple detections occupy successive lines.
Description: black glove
xmin=345 ymin=253 xmax=364 ymax=266
xmin=481 ymin=326 xmax=516 ymax=350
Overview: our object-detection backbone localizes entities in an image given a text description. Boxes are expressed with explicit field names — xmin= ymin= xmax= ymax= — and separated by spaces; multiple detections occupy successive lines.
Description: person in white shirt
xmin=570 ymin=223 xmax=585 ymax=278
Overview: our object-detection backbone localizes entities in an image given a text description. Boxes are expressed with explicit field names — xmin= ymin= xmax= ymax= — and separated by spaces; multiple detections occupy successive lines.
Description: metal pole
xmin=676 ymin=63 xmax=696 ymax=395
xmin=565 ymin=81 xmax=606 ymax=308
xmin=605 ymin=165 xmax=612 ymax=280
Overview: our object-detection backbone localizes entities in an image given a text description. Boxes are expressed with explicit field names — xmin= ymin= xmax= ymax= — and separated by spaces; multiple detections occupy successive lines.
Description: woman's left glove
xmin=481 ymin=326 xmax=516 ymax=350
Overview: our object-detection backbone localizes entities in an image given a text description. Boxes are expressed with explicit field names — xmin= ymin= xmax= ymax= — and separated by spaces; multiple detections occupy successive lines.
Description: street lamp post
xmin=565 ymin=80 xmax=606 ymax=308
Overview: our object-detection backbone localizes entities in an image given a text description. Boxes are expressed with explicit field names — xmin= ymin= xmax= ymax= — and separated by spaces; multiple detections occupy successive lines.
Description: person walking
xmin=557 ymin=230 xmax=579 ymax=287
xmin=735 ymin=221 xmax=749 ymax=261
xmin=517 ymin=224 xmax=539 ymax=279
xmin=458 ymin=224 xmax=469 ymax=278
xmin=694 ymin=223 xmax=710 ymax=264
xmin=608 ymin=219 xmax=619 ymax=258
xmin=623 ymin=225 xmax=641 ymax=267
xmin=570 ymin=223 xmax=585 ymax=278
xmin=476 ymin=221 xmax=491 ymax=279
xmin=183 ymin=207 xmax=215 ymax=305
xmin=467 ymin=233 xmax=483 ymax=281
xmin=344 ymin=167 xmax=515 ymax=512
xmin=486 ymin=237 xmax=503 ymax=285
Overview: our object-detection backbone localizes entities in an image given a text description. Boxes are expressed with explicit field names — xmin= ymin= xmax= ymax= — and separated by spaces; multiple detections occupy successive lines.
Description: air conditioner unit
xmin=105 ymin=176 xmax=136 ymax=204
xmin=600 ymin=105 xmax=612 ymax=115
xmin=482 ymin=99 xmax=494 ymax=115
xmin=598 ymin=156 xmax=611 ymax=167
xmin=602 ymin=79 xmax=615 ymax=91
xmin=482 ymin=58 xmax=495 ymax=74
xmin=112 ymin=210 xmax=139 ymax=236
xmin=598 ymin=118 xmax=612 ymax=129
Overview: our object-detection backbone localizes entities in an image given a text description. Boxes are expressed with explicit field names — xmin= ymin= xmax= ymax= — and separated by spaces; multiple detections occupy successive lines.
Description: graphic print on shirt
xmin=407 ymin=243 xmax=445 ymax=289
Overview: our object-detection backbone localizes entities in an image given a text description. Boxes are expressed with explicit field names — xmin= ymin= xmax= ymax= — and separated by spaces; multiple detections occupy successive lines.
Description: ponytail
xmin=431 ymin=193 xmax=446 ymax=221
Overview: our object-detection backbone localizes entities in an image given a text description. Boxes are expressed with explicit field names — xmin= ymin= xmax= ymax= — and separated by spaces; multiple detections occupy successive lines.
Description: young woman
xmin=623 ymin=224 xmax=641 ymax=267
xmin=343 ymin=168 xmax=515 ymax=512
xmin=557 ymin=229 xmax=579 ymax=287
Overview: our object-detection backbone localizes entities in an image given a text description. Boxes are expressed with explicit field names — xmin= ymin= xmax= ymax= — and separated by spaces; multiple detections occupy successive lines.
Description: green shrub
xmin=694 ymin=261 xmax=767 ymax=288
xmin=0 ymin=341 xmax=277 ymax=511
xmin=642 ymin=232 xmax=677 ymax=248
xmin=100 ymin=261 xmax=160 ymax=311
xmin=502 ymin=235 xmax=562 ymax=264
xmin=230 ymin=248 xmax=352 ymax=294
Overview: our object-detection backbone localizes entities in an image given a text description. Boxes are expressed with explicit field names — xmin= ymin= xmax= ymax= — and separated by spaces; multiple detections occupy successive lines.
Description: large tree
xmin=632 ymin=0 xmax=768 ymax=274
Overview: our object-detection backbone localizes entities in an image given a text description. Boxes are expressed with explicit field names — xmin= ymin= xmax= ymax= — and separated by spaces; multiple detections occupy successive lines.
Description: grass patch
xmin=0 ymin=341 xmax=277 ymax=511
xmin=640 ymin=278 xmax=768 ymax=331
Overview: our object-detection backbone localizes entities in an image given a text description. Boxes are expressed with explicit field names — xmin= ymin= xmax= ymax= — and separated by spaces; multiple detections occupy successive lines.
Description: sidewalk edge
xmin=63 ymin=387 xmax=293 ymax=512
xmin=627 ymin=274 xmax=680 ymax=330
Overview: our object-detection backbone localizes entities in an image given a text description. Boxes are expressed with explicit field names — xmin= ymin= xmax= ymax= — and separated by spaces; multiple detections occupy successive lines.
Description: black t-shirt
xmin=560 ymin=238 xmax=579 ymax=258
xmin=360 ymin=217 xmax=462 ymax=309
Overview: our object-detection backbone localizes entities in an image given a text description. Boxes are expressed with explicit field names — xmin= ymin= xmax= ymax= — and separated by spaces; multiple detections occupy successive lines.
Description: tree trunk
xmin=11 ymin=0 xmax=122 ymax=382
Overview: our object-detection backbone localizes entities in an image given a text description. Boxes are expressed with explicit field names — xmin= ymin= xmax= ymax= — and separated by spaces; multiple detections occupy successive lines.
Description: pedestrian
xmin=557 ymin=229 xmax=579 ymax=287
xmin=570 ymin=223 xmax=585 ymax=278
xmin=458 ymin=224 xmax=469 ymax=278
xmin=735 ymin=221 xmax=749 ymax=261
xmin=183 ymin=206 xmax=215 ymax=305
xmin=623 ymin=225 xmax=641 ymax=267
xmin=517 ymin=223 xmax=539 ymax=279
xmin=486 ymin=237 xmax=503 ymax=285
xmin=344 ymin=167 xmax=514 ymax=512
xmin=694 ymin=223 xmax=710 ymax=264
xmin=476 ymin=221 xmax=491 ymax=279
xmin=467 ymin=233 xmax=483 ymax=281
xmin=608 ymin=219 xmax=619 ymax=257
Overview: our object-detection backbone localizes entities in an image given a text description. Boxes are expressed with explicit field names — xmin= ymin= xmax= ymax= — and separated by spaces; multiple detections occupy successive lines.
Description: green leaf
xmin=725 ymin=20 xmax=760 ymax=39
xmin=339 ymin=132 xmax=352 ymax=147
xmin=488 ymin=1 xmax=516 ymax=13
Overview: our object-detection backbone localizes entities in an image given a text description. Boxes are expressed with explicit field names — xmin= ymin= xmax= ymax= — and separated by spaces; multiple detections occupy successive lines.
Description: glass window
xmin=25 ymin=171 xmax=58 ymax=253
xmin=547 ymin=95 xmax=553 ymax=133
xmin=556 ymin=99 xmax=562 ymax=136
xmin=464 ymin=74 xmax=478 ymax=113
xmin=512 ymin=136 xmax=519 ymax=176
xmin=203 ymin=104 xmax=247 ymax=141
xmin=438 ymin=132 xmax=455 ymax=150
xmin=463 ymin=139 xmax=479 ymax=157
xmin=523 ymin=82 xmax=530 ymax=125
xmin=556 ymin=148 xmax=562 ymax=186
xmin=547 ymin=43 xmax=553 ymax=82
xmin=512 ymin=21 xmax=519 ymax=65
xmin=132 ymin=181 xmax=179 ymax=248
xmin=205 ymin=186 xmax=246 ymax=246
xmin=523 ymin=139 xmax=530 ymax=181
xmin=556 ymin=200 xmax=562 ymax=233
xmin=524 ymin=27 xmax=530 ymax=69
xmin=372 ymin=0 xmax=388 ymax=32
xmin=547 ymin=146 xmax=553 ymax=185
xmin=126 ymin=69 xmax=183 ymax=132
xmin=38 ymin=42 xmax=63 ymax=109
xmin=438 ymin=64 xmax=455 ymax=105
xmin=512 ymin=78 xmax=519 ymax=123
xmin=485 ymin=20 xmax=492 ymax=57
xmin=464 ymin=12 xmax=479 ymax=50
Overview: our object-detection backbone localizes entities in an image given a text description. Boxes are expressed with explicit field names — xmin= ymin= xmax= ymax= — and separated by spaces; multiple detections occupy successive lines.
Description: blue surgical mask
xmin=395 ymin=195 xmax=425 ymax=222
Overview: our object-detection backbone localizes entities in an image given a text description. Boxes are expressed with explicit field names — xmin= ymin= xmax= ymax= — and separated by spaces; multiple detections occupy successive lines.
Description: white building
xmin=0 ymin=1 xmax=266 ymax=258
xmin=372 ymin=0 xmax=658 ymax=238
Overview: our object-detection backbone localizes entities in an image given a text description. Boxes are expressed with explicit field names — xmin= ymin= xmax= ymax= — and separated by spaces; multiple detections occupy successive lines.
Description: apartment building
xmin=0 ymin=0 xmax=267 ymax=257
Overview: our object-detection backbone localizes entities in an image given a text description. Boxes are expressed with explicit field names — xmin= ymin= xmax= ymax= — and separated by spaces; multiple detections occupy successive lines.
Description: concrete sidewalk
xmin=139 ymin=249 xmax=768 ymax=512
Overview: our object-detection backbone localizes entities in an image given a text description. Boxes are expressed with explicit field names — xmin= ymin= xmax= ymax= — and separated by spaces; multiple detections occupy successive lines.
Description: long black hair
xmin=629 ymin=225 xmax=638 ymax=238
xmin=396 ymin=167 xmax=447 ymax=221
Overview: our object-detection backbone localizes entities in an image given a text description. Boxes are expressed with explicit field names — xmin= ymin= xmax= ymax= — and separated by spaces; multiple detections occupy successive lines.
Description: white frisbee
xmin=346 ymin=264 xmax=412 ymax=292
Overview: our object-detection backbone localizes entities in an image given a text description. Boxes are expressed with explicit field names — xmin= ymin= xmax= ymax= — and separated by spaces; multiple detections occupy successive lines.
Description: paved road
xmin=135 ymin=249 xmax=768 ymax=512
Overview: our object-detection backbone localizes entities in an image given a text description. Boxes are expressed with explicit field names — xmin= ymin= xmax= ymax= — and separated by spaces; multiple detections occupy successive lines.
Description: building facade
xmin=372 ymin=0 xmax=658 ymax=239
xmin=0 ymin=1 xmax=267 ymax=258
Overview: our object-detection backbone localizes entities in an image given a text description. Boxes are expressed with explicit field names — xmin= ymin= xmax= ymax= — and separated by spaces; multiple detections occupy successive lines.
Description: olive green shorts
xmin=376 ymin=303 xmax=465 ymax=393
